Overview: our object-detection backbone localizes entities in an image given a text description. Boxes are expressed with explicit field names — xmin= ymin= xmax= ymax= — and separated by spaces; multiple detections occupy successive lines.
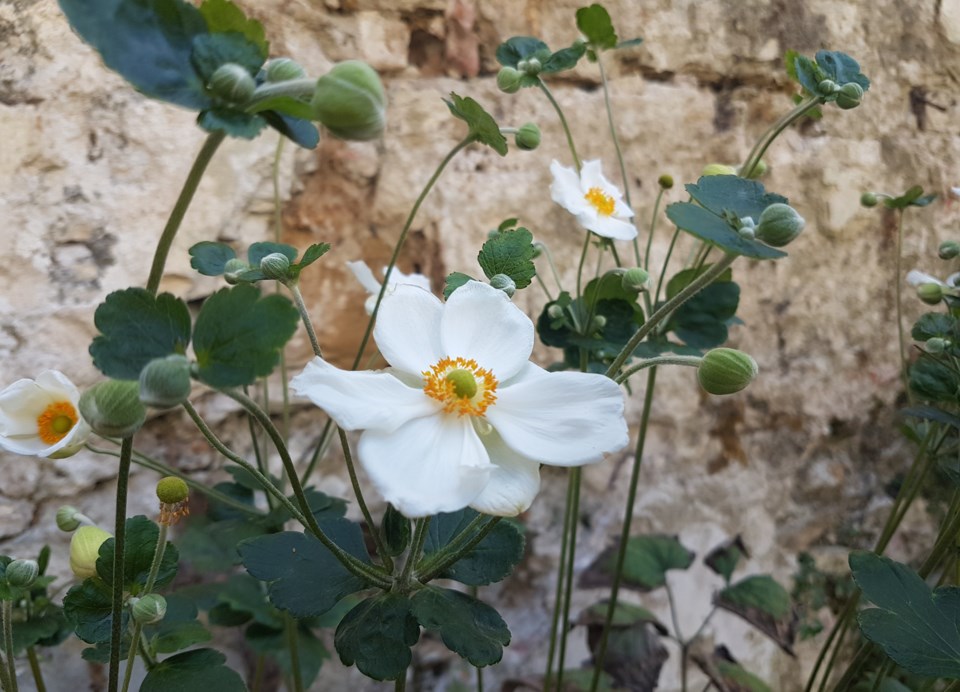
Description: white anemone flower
xmin=291 ymin=281 xmax=629 ymax=518
xmin=0 ymin=370 xmax=90 ymax=458
xmin=346 ymin=261 xmax=432 ymax=315
xmin=550 ymin=159 xmax=637 ymax=241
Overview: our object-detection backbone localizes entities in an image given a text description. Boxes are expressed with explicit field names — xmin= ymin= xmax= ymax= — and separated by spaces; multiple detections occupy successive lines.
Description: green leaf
xmin=63 ymin=578 xmax=121 ymax=644
xmin=851 ymin=550 xmax=960 ymax=678
xmin=578 ymin=600 xmax=666 ymax=633
xmin=444 ymin=93 xmax=508 ymax=156
xmin=198 ymin=0 xmax=268 ymax=58
xmin=192 ymin=284 xmax=300 ymax=387
xmin=12 ymin=610 xmax=68 ymax=653
xmin=334 ymin=593 xmax=419 ymax=680
xmin=815 ymin=50 xmax=870 ymax=91
xmin=246 ymin=622 xmax=328 ymax=687
xmin=704 ymin=535 xmax=749 ymax=584
xmin=666 ymin=202 xmax=786 ymax=259
xmin=190 ymin=241 xmax=237 ymax=276
xmin=693 ymin=646 xmax=772 ymax=692
xmin=443 ymin=272 xmax=475 ymax=300
xmin=411 ymin=586 xmax=510 ymax=667
xmin=381 ymin=504 xmax=411 ymax=558
xmin=716 ymin=575 xmax=796 ymax=654
xmin=141 ymin=648 xmax=246 ymax=692
xmin=249 ymin=95 xmax=316 ymax=121
xmin=900 ymin=405 xmax=960 ymax=431
xmin=57 ymin=0 xmax=212 ymax=110
xmin=580 ymin=602 xmax=669 ymax=689
xmin=189 ymin=31 xmax=263 ymax=81
xmin=541 ymin=43 xmax=587 ymax=73
xmin=687 ymin=175 xmax=790 ymax=220
xmin=568 ymin=299 xmax=641 ymax=357
xmin=912 ymin=312 xmax=958 ymax=341
xmin=421 ymin=509 xmax=525 ymax=585
xmin=238 ymin=526 xmax=368 ymax=618
xmin=90 ymin=288 xmax=191 ymax=379
xmin=885 ymin=185 xmax=937 ymax=209
xmin=145 ymin=595 xmax=211 ymax=654
xmin=909 ymin=356 xmax=959 ymax=403
xmin=668 ymin=279 xmax=741 ymax=349
xmin=495 ymin=36 xmax=549 ymax=68
xmin=197 ymin=108 xmax=267 ymax=139
xmin=214 ymin=573 xmax=282 ymax=628
xmin=792 ymin=54 xmax=825 ymax=96
xmin=96 ymin=516 xmax=179 ymax=592
xmin=262 ymin=112 xmax=321 ymax=149
xmin=584 ymin=273 xmax=644 ymax=324
xmin=295 ymin=243 xmax=332 ymax=271
xmin=576 ymin=4 xmax=617 ymax=51
xmin=248 ymin=242 xmax=298 ymax=267
xmin=580 ymin=534 xmax=695 ymax=592
xmin=477 ymin=228 xmax=537 ymax=289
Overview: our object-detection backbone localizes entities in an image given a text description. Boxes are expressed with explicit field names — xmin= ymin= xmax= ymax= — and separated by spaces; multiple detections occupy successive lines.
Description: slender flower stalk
xmin=26 ymin=649 xmax=44 ymax=692
xmin=120 ymin=524 xmax=168 ymax=692
xmin=1 ymin=600 xmax=17 ymax=692
xmin=107 ymin=437 xmax=133 ymax=692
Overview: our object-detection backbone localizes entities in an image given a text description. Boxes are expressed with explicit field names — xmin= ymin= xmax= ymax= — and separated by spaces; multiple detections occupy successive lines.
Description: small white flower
xmin=346 ymin=261 xmax=432 ymax=315
xmin=0 ymin=370 xmax=90 ymax=458
xmin=907 ymin=270 xmax=960 ymax=289
xmin=550 ymin=159 xmax=636 ymax=240
xmin=291 ymin=281 xmax=629 ymax=518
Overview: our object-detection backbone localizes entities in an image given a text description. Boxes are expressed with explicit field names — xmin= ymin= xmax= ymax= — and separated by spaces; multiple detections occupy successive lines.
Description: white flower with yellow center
xmin=550 ymin=159 xmax=636 ymax=240
xmin=346 ymin=260 xmax=432 ymax=315
xmin=0 ymin=370 xmax=90 ymax=458
xmin=291 ymin=281 xmax=628 ymax=518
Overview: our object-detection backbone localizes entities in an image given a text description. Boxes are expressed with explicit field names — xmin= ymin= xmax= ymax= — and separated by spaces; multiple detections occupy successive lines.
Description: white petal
xmin=487 ymin=363 xmax=628 ymax=466
xmin=579 ymin=159 xmax=606 ymax=191
xmin=582 ymin=213 xmax=638 ymax=241
xmin=0 ymin=371 xmax=87 ymax=458
xmin=0 ymin=379 xmax=57 ymax=436
xmin=441 ymin=281 xmax=533 ymax=381
xmin=290 ymin=358 xmax=436 ymax=433
xmin=346 ymin=260 xmax=382 ymax=295
xmin=470 ymin=427 xmax=541 ymax=516
xmin=550 ymin=160 xmax=588 ymax=214
xmin=358 ymin=415 xmax=492 ymax=517
xmin=382 ymin=266 xmax=432 ymax=293
xmin=906 ymin=270 xmax=943 ymax=287
xmin=612 ymin=197 xmax=635 ymax=219
xmin=374 ymin=284 xmax=444 ymax=375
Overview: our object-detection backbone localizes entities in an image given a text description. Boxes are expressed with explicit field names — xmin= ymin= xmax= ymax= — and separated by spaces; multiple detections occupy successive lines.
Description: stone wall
xmin=2 ymin=0 xmax=960 ymax=689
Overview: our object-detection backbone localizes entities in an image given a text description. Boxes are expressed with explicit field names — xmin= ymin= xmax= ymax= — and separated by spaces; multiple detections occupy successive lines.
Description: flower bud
xmin=738 ymin=226 xmax=756 ymax=240
xmin=517 ymin=57 xmax=541 ymax=76
xmin=260 ymin=252 xmax=292 ymax=281
xmin=698 ymin=348 xmax=758 ymax=395
xmin=156 ymin=476 xmax=189 ymax=505
xmin=547 ymin=304 xmax=565 ymax=320
xmin=621 ymin=267 xmax=650 ymax=292
xmin=56 ymin=505 xmax=86 ymax=532
xmin=835 ymin=82 xmax=863 ymax=110
xmin=497 ymin=66 xmax=523 ymax=94
xmin=223 ymin=258 xmax=251 ymax=285
xmin=515 ymin=122 xmax=541 ymax=151
xmin=917 ymin=283 xmax=944 ymax=305
xmin=531 ymin=242 xmax=545 ymax=259
xmin=79 ymin=380 xmax=146 ymax=438
xmin=139 ymin=355 xmax=191 ymax=409
xmin=70 ymin=526 xmax=111 ymax=580
xmin=926 ymin=337 xmax=950 ymax=354
xmin=311 ymin=60 xmax=386 ymax=141
xmin=208 ymin=63 xmax=256 ymax=104
xmin=817 ymin=79 xmax=840 ymax=94
xmin=860 ymin=192 xmax=878 ymax=208
xmin=489 ymin=274 xmax=516 ymax=297
xmin=590 ymin=315 xmax=607 ymax=332
xmin=702 ymin=163 xmax=737 ymax=177
xmin=939 ymin=241 xmax=960 ymax=260
xmin=742 ymin=159 xmax=767 ymax=179
xmin=6 ymin=559 xmax=39 ymax=588
xmin=658 ymin=174 xmax=674 ymax=190
xmin=756 ymin=203 xmax=805 ymax=247
xmin=131 ymin=594 xmax=167 ymax=625
xmin=265 ymin=58 xmax=306 ymax=83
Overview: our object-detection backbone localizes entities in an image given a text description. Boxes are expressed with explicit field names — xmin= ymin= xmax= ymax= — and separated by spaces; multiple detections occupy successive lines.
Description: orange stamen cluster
xmin=159 ymin=501 xmax=190 ymax=527
xmin=585 ymin=187 xmax=615 ymax=216
xmin=422 ymin=356 xmax=498 ymax=417
xmin=36 ymin=401 xmax=78 ymax=445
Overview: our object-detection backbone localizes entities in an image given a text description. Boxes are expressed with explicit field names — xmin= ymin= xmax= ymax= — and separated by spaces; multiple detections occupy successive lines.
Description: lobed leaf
xmin=334 ymin=593 xmax=419 ymax=681
xmin=421 ymin=509 xmax=525 ymax=585
xmin=96 ymin=516 xmax=180 ymax=592
xmin=576 ymin=4 xmax=618 ymax=52
xmin=444 ymin=93 xmax=508 ymax=155
xmin=477 ymin=227 xmax=537 ymax=289
xmin=581 ymin=534 xmax=695 ymax=592
xmin=715 ymin=574 xmax=797 ymax=654
xmin=411 ymin=586 xmax=510 ymax=667
xmin=190 ymin=241 xmax=237 ymax=276
xmin=140 ymin=648 xmax=245 ymax=692
xmin=198 ymin=0 xmax=268 ymax=58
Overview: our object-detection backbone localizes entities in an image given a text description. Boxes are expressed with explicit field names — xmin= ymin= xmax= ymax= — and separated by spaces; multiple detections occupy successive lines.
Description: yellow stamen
xmin=36 ymin=401 xmax=78 ymax=445
xmin=423 ymin=356 xmax=498 ymax=417
xmin=585 ymin=187 xmax=615 ymax=216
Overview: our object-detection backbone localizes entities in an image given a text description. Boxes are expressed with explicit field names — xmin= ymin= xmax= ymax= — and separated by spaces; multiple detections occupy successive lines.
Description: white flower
xmin=550 ymin=159 xmax=636 ymax=240
xmin=907 ymin=270 xmax=960 ymax=289
xmin=347 ymin=261 xmax=432 ymax=315
xmin=291 ymin=281 xmax=629 ymax=518
xmin=0 ymin=370 xmax=90 ymax=458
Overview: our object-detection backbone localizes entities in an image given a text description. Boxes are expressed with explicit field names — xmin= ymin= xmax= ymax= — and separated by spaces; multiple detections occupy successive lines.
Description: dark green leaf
xmin=669 ymin=280 xmax=740 ymax=349
xmin=262 ymin=112 xmax=320 ymax=149
xmin=666 ymin=266 xmax=733 ymax=300
xmin=248 ymin=242 xmax=298 ymax=267
xmin=238 ymin=527 xmax=368 ymax=618
xmin=477 ymin=228 xmax=537 ymax=289
xmin=295 ymin=243 xmax=331 ymax=271
xmin=495 ymin=36 xmax=549 ymax=68
xmin=381 ymin=504 xmax=411 ymax=558
xmin=793 ymin=54 xmax=825 ymax=96
xmin=578 ymin=600 xmax=666 ymax=633
xmin=249 ymin=95 xmax=316 ymax=121
xmin=192 ymin=284 xmax=300 ymax=387
xmin=576 ymin=4 xmax=617 ymax=51
xmin=704 ymin=535 xmax=749 ymax=584
xmin=189 ymin=32 xmax=263 ymax=81
xmin=145 ymin=595 xmax=211 ymax=653
xmin=541 ymin=43 xmax=587 ymax=73
xmin=421 ymin=509 xmax=525 ymax=585
xmin=444 ymin=93 xmax=508 ymax=155
xmin=686 ymin=175 xmax=790 ymax=221
xmin=497 ymin=218 xmax=519 ymax=232
xmin=213 ymin=573 xmax=281 ymax=628
xmin=334 ymin=593 xmax=419 ymax=680
xmin=584 ymin=273 xmax=644 ymax=324
xmin=909 ymin=356 xmax=959 ymax=403
xmin=96 ymin=516 xmax=179 ymax=592
xmin=580 ymin=534 xmax=695 ymax=592
xmin=815 ymin=50 xmax=870 ymax=91
xmin=851 ymin=550 xmax=960 ymax=678
xmin=884 ymin=185 xmax=936 ymax=209
xmin=198 ymin=0 xmax=268 ymax=57
xmin=198 ymin=108 xmax=267 ymax=139
xmin=411 ymin=586 xmax=510 ymax=666
xmin=246 ymin=622 xmax=328 ymax=687
xmin=716 ymin=575 xmax=796 ymax=654
xmin=666 ymin=202 xmax=786 ymax=260
xmin=900 ymin=405 xmax=960 ymax=431
xmin=190 ymin=241 xmax=237 ymax=276
xmin=912 ymin=312 xmax=958 ymax=342
xmin=582 ymin=605 xmax=669 ymax=689
xmin=444 ymin=272 xmax=476 ymax=300
xmin=693 ymin=646 xmax=772 ymax=692
xmin=179 ymin=517 xmax=266 ymax=573
xmin=90 ymin=288 xmax=191 ymax=379
xmin=58 ymin=0 xmax=212 ymax=110
xmin=63 ymin=578 xmax=121 ymax=644
xmin=568 ymin=299 xmax=640 ymax=356
xmin=12 ymin=610 xmax=68 ymax=653
xmin=141 ymin=648 xmax=245 ymax=692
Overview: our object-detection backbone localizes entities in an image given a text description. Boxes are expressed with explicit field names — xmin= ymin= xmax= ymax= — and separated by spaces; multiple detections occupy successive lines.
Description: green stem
xmin=245 ymin=79 xmax=316 ymax=110
xmin=272 ymin=136 xmax=292 ymax=444
xmin=537 ymin=242 xmax=566 ymax=295
xmin=615 ymin=356 xmax=701 ymax=385
xmin=664 ymin=582 xmax=687 ymax=691
xmin=643 ymin=188 xmax=666 ymax=270
xmin=598 ymin=58 xmax=631 ymax=210
xmin=401 ymin=518 xmax=431 ymax=586
xmin=301 ymin=417 xmax=336 ymax=487
xmin=284 ymin=614 xmax=303 ymax=692
xmin=244 ymin=386 xmax=276 ymax=512
xmin=545 ymin=466 xmax=575 ymax=689
xmin=740 ymin=97 xmax=821 ymax=178
xmin=338 ymin=428 xmax=392 ymax=571
xmin=0 ymin=611 xmax=11 ymax=692
xmin=417 ymin=516 xmax=501 ymax=583
xmin=145 ymin=132 xmax=226 ymax=294
xmin=108 ymin=437 xmax=133 ymax=692
xmin=289 ymin=284 xmax=323 ymax=358
xmin=1 ymin=602 xmax=17 ymax=692
xmin=894 ymin=209 xmax=911 ymax=398
xmin=538 ymin=81 xmax=581 ymax=170
xmin=121 ymin=524 xmax=168 ymax=692
xmin=653 ymin=227 xmax=681 ymax=306
xmin=395 ymin=672 xmax=407 ymax=692
xmin=555 ymin=467 xmax=583 ymax=692
xmin=25 ymin=648 xmax=44 ymax=692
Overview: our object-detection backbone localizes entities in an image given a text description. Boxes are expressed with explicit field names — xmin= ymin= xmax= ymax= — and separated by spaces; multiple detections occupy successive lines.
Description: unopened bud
xmin=926 ymin=337 xmax=950 ymax=354
xmin=917 ymin=283 xmax=944 ymax=305
xmin=208 ymin=63 xmax=256 ymax=104
xmin=860 ymin=192 xmax=878 ymax=208
xmin=742 ymin=159 xmax=767 ymax=179
xmin=79 ymin=380 xmax=146 ymax=438
xmin=698 ymin=348 xmax=758 ymax=395
xmin=547 ymin=304 xmax=565 ymax=320
xmin=56 ymin=505 xmax=86 ymax=532
xmin=939 ymin=241 xmax=960 ymax=260
xmin=835 ymin=82 xmax=863 ymax=110
xmin=756 ymin=203 xmax=805 ymax=247
xmin=260 ymin=252 xmax=292 ymax=281
xmin=131 ymin=594 xmax=167 ymax=625
xmin=70 ymin=526 xmax=111 ymax=580
xmin=139 ymin=355 xmax=191 ymax=409
xmin=817 ymin=79 xmax=840 ymax=95
xmin=702 ymin=163 xmax=737 ymax=177
xmin=621 ymin=267 xmax=651 ymax=292
xmin=515 ymin=122 xmax=541 ymax=151
xmin=657 ymin=174 xmax=674 ymax=189
xmin=223 ymin=258 xmax=250 ymax=284
xmin=311 ymin=60 xmax=386 ymax=141
xmin=489 ymin=274 xmax=516 ymax=297
xmin=517 ymin=57 xmax=541 ymax=76
xmin=497 ymin=66 xmax=523 ymax=94
xmin=265 ymin=58 xmax=306 ymax=83
xmin=5 ymin=559 xmax=39 ymax=588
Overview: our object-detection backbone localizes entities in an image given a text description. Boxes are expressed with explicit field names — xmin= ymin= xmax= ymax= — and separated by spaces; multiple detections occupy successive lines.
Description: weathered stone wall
xmin=2 ymin=0 xmax=960 ymax=689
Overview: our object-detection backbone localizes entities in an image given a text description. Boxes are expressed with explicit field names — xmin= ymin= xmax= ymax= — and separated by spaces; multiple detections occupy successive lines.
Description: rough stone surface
xmin=2 ymin=0 xmax=960 ymax=690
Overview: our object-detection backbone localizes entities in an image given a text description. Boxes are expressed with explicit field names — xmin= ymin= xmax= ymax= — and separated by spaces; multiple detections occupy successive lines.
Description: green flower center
xmin=445 ymin=368 xmax=478 ymax=399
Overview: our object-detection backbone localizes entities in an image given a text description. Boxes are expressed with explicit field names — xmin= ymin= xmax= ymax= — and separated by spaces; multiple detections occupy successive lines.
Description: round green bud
xmin=742 ymin=159 xmax=767 ymax=179
xmin=697 ymin=348 xmax=758 ymax=395
xmin=265 ymin=58 xmax=306 ymax=83
xmin=260 ymin=252 xmax=292 ymax=281
xmin=139 ymin=355 xmax=191 ymax=409
xmin=702 ymin=163 xmax=737 ymax=177
xmin=939 ymin=241 xmax=960 ymax=260
xmin=657 ymin=174 xmax=674 ymax=189
xmin=517 ymin=57 xmax=541 ymax=76
xmin=489 ymin=273 xmax=516 ymax=297
xmin=311 ymin=60 xmax=386 ymax=141
xmin=860 ymin=192 xmax=878 ymax=208
xmin=79 ymin=380 xmax=146 ymax=438
xmin=817 ymin=79 xmax=840 ymax=95
xmin=756 ymin=202 xmax=805 ymax=247
xmin=515 ymin=122 xmax=541 ymax=151
xmin=590 ymin=315 xmax=607 ymax=332
xmin=835 ymin=82 xmax=864 ymax=110
xmin=70 ymin=526 xmax=111 ymax=580
xmin=496 ymin=66 xmax=523 ymax=94
xmin=56 ymin=505 xmax=86 ymax=532
xmin=223 ymin=258 xmax=250 ymax=285
xmin=621 ymin=267 xmax=650 ymax=292
xmin=917 ymin=283 xmax=944 ymax=305
xmin=547 ymin=304 xmax=565 ymax=320
xmin=6 ymin=559 xmax=39 ymax=588
xmin=926 ymin=337 xmax=950 ymax=354
xmin=738 ymin=226 xmax=756 ymax=240
xmin=131 ymin=594 xmax=167 ymax=625
xmin=156 ymin=476 xmax=189 ymax=505
xmin=208 ymin=63 xmax=256 ymax=104
xmin=531 ymin=241 xmax=544 ymax=259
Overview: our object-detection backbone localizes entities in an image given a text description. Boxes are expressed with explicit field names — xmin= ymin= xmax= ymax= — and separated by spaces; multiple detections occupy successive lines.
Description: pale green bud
xmin=917 ymin=283 xmax=944 ymax=305
xmin=70 ymin=526 xmax=111 ymax=580
xmin=79 ymin=380 xmax=146 ymax=438
xmin=517 ymin=57 xmax=541 ymax=75
xmin=6 ymin=559 xmax=39 ymax=588
xmin=939 ymin=241 xmax=960 ymax=260
xmin=860 ymin=192 xmax=878 ymax=208
xmin=742 ymin=159 xmax=767 ymax=179
xmin=260 ymin=252 xmax=292 ymax=281
xmin=702 ymin=163 xmax=737 ymax=177
xmin=621 ymin=267 xmax=650 ymax=292
xmin=818 ymin=79 xmax=840 ymax=95
xmin=223 ymin=258 xmax=250 ymax=285
xmin=139 ymin=355 xmax=191 ymax=409
xmin=835 ymin=82 xmax=863 ymax=110
xmin=926 ymin=337 xmax=950 ymax=354
xmin=756 ymin=203 xmax=805 ymax=247
xmin=208 ymin=63 xmax=256 ymax=104
xmin=547 ymin=304 xmax=564 ymax=320
xmin=265 ymin=58 xmax=306 ymax=83
xmin=515 ymin=122 xmax=541 ymax=151
xmin=131 ymin=594 xmax=167 ymax=625
xmin=56 ymin=505 xmax=86 ymax=532
xmin=698 ymin=348 xmax=758 ymax=395
xmin=311 ymin=60 xmax=386 ymax=141
xmin=489 ymin=274 xmax=516 ymax=297
xmin=497 ymin=66 xmax=523 ymax=94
